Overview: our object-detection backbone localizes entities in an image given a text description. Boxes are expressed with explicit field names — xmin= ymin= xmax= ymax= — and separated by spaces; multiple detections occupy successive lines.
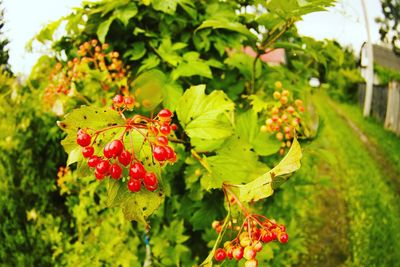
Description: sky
xmin=3 ymin=0 xmax=384 ymax=75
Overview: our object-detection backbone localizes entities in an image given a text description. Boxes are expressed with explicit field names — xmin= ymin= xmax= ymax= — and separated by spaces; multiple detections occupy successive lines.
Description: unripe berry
xmin=82 ymin=146 xmax=94 ymax=158
xmin=281 ymin=114 xmax=288 ymax=121
xmin=276 ymin=132 xmax=284 ymax=141
xmin=260 ymin=125 xmax=268 ymax=133
xmin=275 ymin=81 xmax=282 ymax=89
xmin=282 ymin=90 xmax=289 ymax=96
xmin=124 ymin=96 xmax=135 ymax=109
xmin=287 ymin=106 xmax=295 ymax=114
xmin=266 ymin=118 xmax=273 ymax=125
xmin=127 ymin=179 xmax=141 ymax=192
xmin=232 ymin=246 xmax=244 ymax=260
xmin=244 ymin=259 xmax=258 ymax=267
xmin=298 ymin=106 xmax=305 ymax=112
xmin=214 ymin=248 xmax=227 ymax=261
xmin=240 ymin=237 xmax=251 ymax=248
xmin=280 ymin=96 xmax=288 ymax=105
xmin=253 ymin=241 xmax=263 ymax=252
xmin=129 ymin=162 xmax=146 ymax=179
xmin=295 ymin=99 xmax=303 ymax=107
xmin=272 ymin=115 xmax=279 ymax=122
xmin=211 ymin=221 xmax=220 ymax=229
xmin=110 ymin=163 xmax=122 ymax=180
xmin=273 ymin=91 xmax=281 ymax=100
xmin=271 ymin=107 xmax=279 ymax=115
xmin=77 ymin=130 xmax=91 ymax=147
xmin=243 ymin=246 xmax=256 ymax=260
xmin=118 ymin=150 xmax=132 ymax=166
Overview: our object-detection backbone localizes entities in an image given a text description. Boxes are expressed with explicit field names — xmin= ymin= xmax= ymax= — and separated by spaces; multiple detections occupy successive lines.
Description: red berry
xmin=118 ymin=150 xmax=131 ymax=166
xmin=124 ymin=96 xmax=135 ymax=109
xmin=164 ymin=146 xmax=175 ymax=160
xmin=261 ymin=231 xmax=274 ymax=243
xmin=96 ymin=160 xmax=110 ymax=174
xmin=127 ymin=179 xmax=141 ymax=192
xmin=227 ymin=247 xmax=234 ymax=260
xmin=232 ymin=247 xmax=244 ymax=260
xmin=103 ymin=143 xmax=112 ymax=158
xmin=153 ymin=146 xmax=167 ymax=161
xmin=129 ymin=162 xmax=146 ymax=179
xmin=214 ymin=248 xmax=227 ymax=261
xmin=157 ymin=136 xmax=168 ymax=146
xmin=110 ymin=163 xmax=122 ymax=180
xmin=107 ymin=139 xmax=124 ymax=157
xmin=77 ymin=130 xmax=91 ymax=147
xmin=157 ymin=109 xmax=173 ymax=118
xmin=82 ymin=146 xmax=94 ymax=158
xmin=170 ymin=124 xmax=178 ymax=131
xmin=113 ymin=94 xmax=124 ymax=107
xmin=278 ymin=232 xmax=289 ymax=243
xmin=145 ymin=181 xmax=158 ymax=191
xmin=279 ymin=224 xmax=286 ymax=232
xmin=95 ymin=170 xmax=106 ymax=180
xmin=159 ymin=124 xmax=171 ymax=135
xmin=88 ymin=156 xmax=101 ymax=168
xmin=143 ymin=172 xmax=157 ymax=187
xmin=149 ymin=126 xmax=158 ymax=136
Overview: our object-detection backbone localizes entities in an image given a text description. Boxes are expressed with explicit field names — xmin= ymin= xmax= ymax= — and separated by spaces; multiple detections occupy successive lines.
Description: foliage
xmin=377 ymin=0 xmax=400 ymax=55
xmin=374 ymin=63 xmax=400 ymax=85
xmin=0 ymin=0 xmax=339 ymax=266
xmin=0 ymin=0 xmax=11 ymax=74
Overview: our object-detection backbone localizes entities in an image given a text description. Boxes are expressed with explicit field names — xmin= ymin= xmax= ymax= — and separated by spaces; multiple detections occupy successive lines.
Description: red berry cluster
xmin=44 ymin=39 xmax=129 ymax=107
xmin=212 ymin=215 xmax=288 ymax=266
xmin=260 ymin=84 xmax=305 ymax=155
xmin=75 ymin=107 xmax=177 ymax=193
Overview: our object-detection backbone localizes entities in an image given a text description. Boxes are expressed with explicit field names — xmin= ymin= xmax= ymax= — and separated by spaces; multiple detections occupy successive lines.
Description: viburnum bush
xmin=20 ymin=0 xmax=335 ymax=266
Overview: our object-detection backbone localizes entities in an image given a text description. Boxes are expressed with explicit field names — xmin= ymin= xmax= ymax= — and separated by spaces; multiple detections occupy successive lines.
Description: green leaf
xmin=107 ymin=179 xmax=164 ymax=224
xmin=236 ymin=111 xmax=280 ymax=156
xmin=176 ymin=85 xmax=235 ymax=151
xmin=196 ymin=19 xmax=257 ymax=40
xmin=113 ymin=3 xmax=138 ymax=26
xmin=248 ymin=95 xmax=269 ymax=113
xmin=137 ymin=54 xmax=160 ymax=73
xmin=97 ymin=16 xmax=115 ymax=43
xmin=236 ymin=138 xmax=302 ymax=202
xmin=57 ymin=106 xmax=125 ymax=158
xmin=124 ymin=42 xmax=146 ymax=61
xmin=201 ymin=136 xmax=269 ymax=190
xmin=171 ymin=52 xmax=212 ymax=80
xmin=162 ymin=82 xmax=183 ymax=111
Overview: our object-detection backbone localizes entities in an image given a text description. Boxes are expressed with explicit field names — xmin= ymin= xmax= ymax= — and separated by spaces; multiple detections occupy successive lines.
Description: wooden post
xmin=360 ymin=0 xmax=374 ymax=117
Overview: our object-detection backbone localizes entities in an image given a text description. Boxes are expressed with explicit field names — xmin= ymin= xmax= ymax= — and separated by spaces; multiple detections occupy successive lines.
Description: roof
xmin=369 ymin=44 xmax=400 ymax=71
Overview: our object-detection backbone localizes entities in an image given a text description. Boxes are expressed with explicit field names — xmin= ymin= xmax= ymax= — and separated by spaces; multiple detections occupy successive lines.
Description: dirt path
xmin=329 ymin=101 xmax=400 ymax=194
xmin=298 ymin=93 xmax=400 ymax=267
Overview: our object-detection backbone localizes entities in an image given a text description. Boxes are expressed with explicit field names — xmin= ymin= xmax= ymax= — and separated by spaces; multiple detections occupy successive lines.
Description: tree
xmin=377 ymin=0 xmax=400 ymax=55
xmin=0 ymin=1 xmax=11 ymax=74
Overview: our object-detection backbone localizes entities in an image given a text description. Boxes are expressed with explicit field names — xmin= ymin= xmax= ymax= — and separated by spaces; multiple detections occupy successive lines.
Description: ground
xmin=294 ymin=92 xmax=400 ymax=266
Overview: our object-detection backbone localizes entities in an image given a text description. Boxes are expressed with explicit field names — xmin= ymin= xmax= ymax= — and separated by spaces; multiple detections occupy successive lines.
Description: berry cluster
xmin=75 ymin=106 xmax=177 ymax=193
xmin=260 ymin=83 xmax=305 ymax=155
xmin=44 ymin=39 xmax=129 ymax=107
xmin=212 ymin=215 xmax=288 ymax=267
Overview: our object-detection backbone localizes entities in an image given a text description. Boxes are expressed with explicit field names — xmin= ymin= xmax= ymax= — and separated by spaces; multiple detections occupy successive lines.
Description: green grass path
xmin=296 ymin=93 xmax=400 ymax=266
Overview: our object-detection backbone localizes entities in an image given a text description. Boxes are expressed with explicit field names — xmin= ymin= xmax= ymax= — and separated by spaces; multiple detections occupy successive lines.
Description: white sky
xmin=3 ymin=0 xmax=384 ymax=76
